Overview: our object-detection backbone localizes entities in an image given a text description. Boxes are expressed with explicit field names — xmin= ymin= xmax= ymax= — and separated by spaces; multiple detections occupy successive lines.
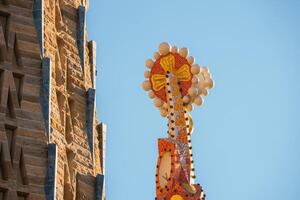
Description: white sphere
xmin=191 ymin=64 xmax=200 ymax=74
xmin=197 ymin=83 xmax=205 ymax=92
xmin=171 ymin=46 xmax=178 ymax=53
xmin=194 ymin=96 xmax=203 ymax=106
xmin=160 ymin=108 xmax=168 ymax=117
xmin=186 ymin=104 xmax=193 ymax=112
xmin=159 ymin=42 xmax=171 ymax=55
xmin=179 ymin=48 xmax=189 ymax=58
xmin=154 ymin=98 xmax=163 ymax=108
xmin=197 ymin=75 xmax=205 ymax=87
xmin=201 ymin=88 xmax=208 ymax=96
xmin=163 ymin=102 xmax=168 ymax=109
xmin=145 ymin=59 xmax=154 ymax=69
xmin=188 ymin=87 xmax=198 ymax=97
xmin=144 ymin=71 xmax=150 ymax=78
xmin=202 ymin=67 xmax=209 ymax=73
xmin=187 ymin=56 xmax=195 ymax=64
xmin=148 ymin=91 xmax=155 ymax=99
xmin=153 ymin=52 xmax=160 ymax=60
xmin=142 ymin=80 xmax=151 ymax=91
xmin=192 ymin=76 xmax=199 ymax=84
xmin=183 ymin=96 xmax=190 ymax=104
xmin=206 ymin=79 xmax=214 ymax=89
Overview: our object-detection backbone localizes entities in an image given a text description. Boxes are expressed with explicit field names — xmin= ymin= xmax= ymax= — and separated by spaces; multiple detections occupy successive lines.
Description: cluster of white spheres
xmin=142 ymin=42 xmax=214 ymax=117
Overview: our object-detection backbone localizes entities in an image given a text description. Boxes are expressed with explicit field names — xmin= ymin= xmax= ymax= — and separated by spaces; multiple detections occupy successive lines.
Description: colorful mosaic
xmin=142 ymin=42 xmax=214 ymax=200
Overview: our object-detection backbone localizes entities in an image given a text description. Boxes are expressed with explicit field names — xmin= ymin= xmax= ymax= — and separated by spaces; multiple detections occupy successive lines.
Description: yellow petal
xmin=160 ymin=54 xmax=175 ymax=73
xmin=174 ymin=64 xmax=191 ymax=81
xmin=151 ymin=74 xmax=166 ymax=91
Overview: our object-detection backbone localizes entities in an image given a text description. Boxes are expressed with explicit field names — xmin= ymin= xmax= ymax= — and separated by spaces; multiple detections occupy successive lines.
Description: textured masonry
xmin=0 ymin=0 xmax=106 ymax=200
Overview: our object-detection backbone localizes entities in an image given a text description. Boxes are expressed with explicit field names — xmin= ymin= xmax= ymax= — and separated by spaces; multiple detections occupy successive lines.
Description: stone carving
xmin=0 ymin=0 xmax=105 ymax=199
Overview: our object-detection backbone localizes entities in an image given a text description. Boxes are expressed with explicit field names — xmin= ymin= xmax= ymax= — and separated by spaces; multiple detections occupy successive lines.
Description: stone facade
xmin=0 ymin=0 xmax=105 ymax=199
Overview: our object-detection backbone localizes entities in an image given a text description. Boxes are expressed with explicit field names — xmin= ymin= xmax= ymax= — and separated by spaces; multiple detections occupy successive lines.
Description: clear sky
xmin=87 ymin=0 xmax=300 ymax=199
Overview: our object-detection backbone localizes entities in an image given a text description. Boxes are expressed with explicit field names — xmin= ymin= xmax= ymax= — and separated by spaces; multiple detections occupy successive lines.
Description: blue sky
xmin=87 ymin=0 xmax=300 ymax=199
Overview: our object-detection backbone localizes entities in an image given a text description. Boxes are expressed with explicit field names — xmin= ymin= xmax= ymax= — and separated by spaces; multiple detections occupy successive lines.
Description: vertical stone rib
xmin=33 ymin=0 xmax=44 ymax=56
xmin=86 ymin=88 xmax=95 ymax=160
xmin=77 ymin=6 xmax=86 ymax=77
xmin=45 ymin=143 xmax=58 ymax=200
xmin=95 ymin=174 xmax=104 ymax=200
xmin=88 ymin=40 xmax=97 ymax=89
xmin=98 ymin=123 xmax=106 ymax=174
xmin=41 ymin=57 xmax=51 ymax=140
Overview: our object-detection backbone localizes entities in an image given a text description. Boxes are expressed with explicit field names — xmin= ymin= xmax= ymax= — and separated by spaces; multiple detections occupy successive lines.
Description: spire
xmin=142 ymin=42 xmax=214 ymax=200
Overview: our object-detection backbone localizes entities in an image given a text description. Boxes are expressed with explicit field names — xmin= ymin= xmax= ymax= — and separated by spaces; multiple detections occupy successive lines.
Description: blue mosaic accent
xmin=86 ymin=88 xmax=96 ymax=159
xmin=45 ymin=144 xmax=57 ymax=200
xmin=77 ymin=6 xmax=86 ymax=77
xmin=95 ymin=174 xmax=104 ymax=200
xmin=88 ymin=41 xmax=97 ymax=89
xmin=33 ymin=0 xmax=44 ymax=55
xmin=40 ymin=57 xmax=51 ymax=140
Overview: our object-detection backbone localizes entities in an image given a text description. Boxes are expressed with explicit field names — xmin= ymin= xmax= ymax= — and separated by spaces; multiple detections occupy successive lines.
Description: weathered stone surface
xmin=0 ymin=0 xmax=106 ymax=199
xmin=96 ymin=174 xmax=105 ymax=200
xmin=33 ymin=0 xmax=44 ymax=55
xmin=41 ymin=57 xmax=51 ymax=139
xmin=77 ymin=5 xmax=86 ymax=76
xmin=45 ymin=143 xmax=57 ymax=200
xmin=86 ymin=88 xmax=95 ymax=159
xmin=0 ymin=3 xmax=48 ymax=199
xmin=88 ymin=41 xmax=96 ymax=89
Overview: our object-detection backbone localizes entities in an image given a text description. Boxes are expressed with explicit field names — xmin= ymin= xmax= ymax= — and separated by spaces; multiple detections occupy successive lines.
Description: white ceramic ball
xmin=188 ymin=87 xmax=198 ymax=97
xmin=191 ymin=64 xmax=200 ymax=74
xmin=183 ymin=96 xmax=190 ymax=104
xmin=197 ymin=75 xmax=205 ymax=88
xmin=206 ymin=79 xmax=214 ymax=89
xmin=154 ymin=98 xmax=163 ymax=108
xmin=142 ymin=80 xmax=151 ymax=91
xmin=187 ymin=56 xmax=195 ymax=64
xmin=153 ymin=52 xmax=160 ymax=60
xmin=201 ymin=88 xmax=208 ymax=96
xmin=159 ymin=42 xmax=171 ymax=55
xmin=186 ymin=104 xmax=193 ymax=112
xmin=194 ymin=96 xmax=203 ymax=106
xmin=179 ymin=48 xmax=189 ymax=58
xmin=145 ymin=59 xmax=154 ymax=69
xmin=171 ymin=46 xmax=178 ymax=53
xmin=163 ymin=102 xmax=168 ymax=109
xmin=192 ymin=76 xmax=199 ymax=84
xmin=202 ymin=67 xmax=209 ymax=73
xmin=144 ymin=71 xmax=150 ymax=78
xmin=160 ymin=108 xmax=168 ymax=117
xmin=148 ymin=91 xmax=155 ymax=99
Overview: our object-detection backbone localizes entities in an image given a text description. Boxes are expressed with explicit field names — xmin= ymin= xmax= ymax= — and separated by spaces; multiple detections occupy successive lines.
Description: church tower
xmin=0 ymin=0 xmax=105 ymax=199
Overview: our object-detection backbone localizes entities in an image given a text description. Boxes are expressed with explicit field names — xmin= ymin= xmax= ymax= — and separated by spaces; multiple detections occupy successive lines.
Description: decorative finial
xmin=142 ymin=42 xmax=214 ymax=117
xmin=142 ymin=42 xmax=214 ymax=200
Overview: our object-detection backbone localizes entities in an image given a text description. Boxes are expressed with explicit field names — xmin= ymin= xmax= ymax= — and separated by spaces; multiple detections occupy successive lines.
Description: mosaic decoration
xmin=142 ymin=43 xmax=214 ymax=200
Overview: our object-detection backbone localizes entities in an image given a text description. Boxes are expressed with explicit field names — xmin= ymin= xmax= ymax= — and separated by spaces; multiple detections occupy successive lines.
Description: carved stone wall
xmin=0 ymin=0 xmax=105 ymax=200
xmin=0 ymin=1 xmax=48 ymax=199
